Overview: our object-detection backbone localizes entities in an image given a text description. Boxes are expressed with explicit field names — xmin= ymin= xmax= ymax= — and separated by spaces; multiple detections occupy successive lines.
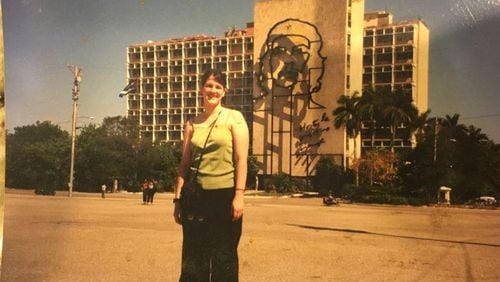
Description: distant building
xmin=125 ymin=23 xmax=254 ymax=143
xmin=362 ymin=11 xmax=429 ymax=151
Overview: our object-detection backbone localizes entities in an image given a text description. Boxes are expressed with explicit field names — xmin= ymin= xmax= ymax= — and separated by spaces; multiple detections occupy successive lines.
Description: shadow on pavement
xmin=286 ymin=224 xmax=500 ymax=248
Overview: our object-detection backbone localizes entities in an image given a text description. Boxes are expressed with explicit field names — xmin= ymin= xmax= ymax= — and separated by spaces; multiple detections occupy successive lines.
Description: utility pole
xmin=433 ymin=118 xmax=441 ymax=203
xmin=433 ymin=119 xmax=438 ymax=162
xmin=67 ymin=65 xmax=82 ymax=197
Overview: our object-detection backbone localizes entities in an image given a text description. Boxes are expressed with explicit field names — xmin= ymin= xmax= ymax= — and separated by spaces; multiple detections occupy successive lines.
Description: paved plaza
xmin=2 ymin=190 xmax=499 ymax=281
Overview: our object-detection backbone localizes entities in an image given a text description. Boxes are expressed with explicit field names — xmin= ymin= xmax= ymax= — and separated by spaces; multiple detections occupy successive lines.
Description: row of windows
xmin=365 ymin=25 xmax=414 ymax=36
xmin=364 ymin=64 xmax=413 ymax=73
xmin=129 ymin=91 xmax=253 ymax=109
xmin=130 ymin=62 xmax=253 ymax=77
xmin=128 ymin=38 xmax=253 ymax=52
xmin=361 ymin=140 xmax=412 ymax=148
xmin=363 ymin=48 xmax=414 ymax=66
xmin=363 ymin=71 xmax=413 ymax=84
xmin=129 ymin=43 xmax=254 ymax=62
xmin=363 ymin=54 xmax=414 ymax=66
xmin=364 ymin=45 xmax=414 ymax=55
xmin=127 ymin=76 xmax=254 ymax=93
xmin=129 ymin=55 xmax=252 ymax=66
xmin=363 ymin=32 xmax=414 ymax=47
xmin=129 ymin=97 xmax=201 ymax=109
xmin=140 ymin=114 xmax=234 ymax=127
xmin=134 ymin=110 xmax=253 ymax=126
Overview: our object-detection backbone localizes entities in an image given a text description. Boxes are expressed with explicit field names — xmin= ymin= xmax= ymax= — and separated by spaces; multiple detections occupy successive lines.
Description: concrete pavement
xmin=2 ymin=190 xmax=499 ymax=281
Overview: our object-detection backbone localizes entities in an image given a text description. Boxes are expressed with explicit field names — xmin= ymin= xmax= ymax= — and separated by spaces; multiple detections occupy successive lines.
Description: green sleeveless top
xmin=190 ymin=109 xmax=245 ymax=190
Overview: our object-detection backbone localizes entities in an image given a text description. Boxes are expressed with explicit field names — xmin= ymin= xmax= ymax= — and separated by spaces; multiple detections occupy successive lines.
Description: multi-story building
xmin=125 ymin=23 xmax=254 ymax=143
xmin=252 ymin=0 xmax=365 ymax=177
xmin=362 ymin=11 xmax=429 ymax=151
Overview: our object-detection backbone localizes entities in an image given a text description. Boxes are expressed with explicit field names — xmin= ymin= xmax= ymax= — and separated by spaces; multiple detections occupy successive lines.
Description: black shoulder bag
xmin=180 ymin=111 xmax=221 ymax=218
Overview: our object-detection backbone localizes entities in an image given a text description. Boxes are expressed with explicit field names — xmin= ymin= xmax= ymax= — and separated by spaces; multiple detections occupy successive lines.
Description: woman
xmin=147 ymin=179 xmax=156 ymax=204
xmin=173 ymin=69 xmax=249 ymax=281
xmin=142 ymin=179 xmax=149 ymax=205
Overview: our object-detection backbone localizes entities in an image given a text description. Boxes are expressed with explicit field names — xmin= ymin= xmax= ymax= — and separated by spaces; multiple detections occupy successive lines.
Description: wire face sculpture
xmin=256 ymin=18 xmax=326 ymax=109
xmin=255 ymin=18 xmax=330 ymax=176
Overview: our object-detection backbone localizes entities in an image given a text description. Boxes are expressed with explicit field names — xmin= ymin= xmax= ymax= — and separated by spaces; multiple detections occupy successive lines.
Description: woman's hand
xmin=232 ymin=192 xmax=244 ymax=221
xmin=173 ymin=203 xmax=182 ymax=225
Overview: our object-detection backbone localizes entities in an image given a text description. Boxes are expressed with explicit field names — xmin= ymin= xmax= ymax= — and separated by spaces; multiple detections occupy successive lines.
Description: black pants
xmin=180 ymin=188 xmax=242 ymax=282
xmin=149 ymin=189 xmax=156 ymax=203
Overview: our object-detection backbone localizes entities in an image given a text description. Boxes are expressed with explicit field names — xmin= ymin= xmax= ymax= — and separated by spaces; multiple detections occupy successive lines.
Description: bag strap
xmin=192 ymin=110 xmax=222 ymax=178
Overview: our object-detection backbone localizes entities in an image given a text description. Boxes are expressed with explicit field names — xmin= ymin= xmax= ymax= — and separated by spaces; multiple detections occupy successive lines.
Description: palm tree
xmin=441 ymin=114 xmax=466 ymax=141
xmin=464 ymin=125 xmax=488 ymax=144
xmin=359 ymin=86 xmax=380 ymax=148
xmin=409 ymin=109 xmax=431 ymax=145
xmin=382 ymin=88 xmax=418 ymax=153
xmin=333 ymin=93 xmax=362 ymax=186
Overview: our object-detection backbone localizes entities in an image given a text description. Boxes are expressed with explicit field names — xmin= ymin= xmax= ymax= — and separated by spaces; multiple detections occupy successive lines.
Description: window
xmin=215 ymin=44 xmax=227 ymax=55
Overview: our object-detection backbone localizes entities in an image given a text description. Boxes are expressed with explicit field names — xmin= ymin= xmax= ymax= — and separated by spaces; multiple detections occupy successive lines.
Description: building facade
xmin=125 ymin=24 xmax=254 ymax=143
xmin=252 ymin=0 xmax=365 ymax=177
xmin=362 ymin=11 xmax=429 ymax=150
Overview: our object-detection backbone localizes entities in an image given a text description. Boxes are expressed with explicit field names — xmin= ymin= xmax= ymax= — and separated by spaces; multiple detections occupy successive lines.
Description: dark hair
xmin=200 ymin=69 xmax=227 ymax=88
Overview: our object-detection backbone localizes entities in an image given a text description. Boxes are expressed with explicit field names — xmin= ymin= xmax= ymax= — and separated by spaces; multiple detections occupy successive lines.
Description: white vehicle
xmin=477 ymin=196 xmax=497 ymax=206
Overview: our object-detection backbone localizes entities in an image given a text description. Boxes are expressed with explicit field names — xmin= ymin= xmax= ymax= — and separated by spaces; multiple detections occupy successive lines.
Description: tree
xmin=312 ymin=156 xmax=351 ymax=196
xmin=247 ymin=155 xmax=260 ymax=189
xmin=452 ymin=125 xmax=492 ymax=202
xmin=75 ymin=123 xmax=137 ymax=192
xmin=333 ymin=93 xmax=362 ymax=186
xmin=101 ymin=116 xmax=140 ymax=139
xmin=401 ymin=114 xmax=499 ymax=204
xmin=357 ymin=149 xmax=398 ymax=187
xmin=74 ymin=117 xmax=181 ymax=192
xmin=359 ymin=86 xmax=383 ymax=148
xmin=381 ymin=88 xmax=418 ymax=153
xmin=135 ymin=141 xmax=181 ymax=192
xmin=408 ymin=109 xmax=431 ymax=144
xmin=6 ymin=121 xmax=70 ymax=190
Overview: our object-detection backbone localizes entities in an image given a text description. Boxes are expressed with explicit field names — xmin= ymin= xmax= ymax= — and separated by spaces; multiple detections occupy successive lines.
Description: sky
xmin=3 ymin=0 xmax=500 ymax=142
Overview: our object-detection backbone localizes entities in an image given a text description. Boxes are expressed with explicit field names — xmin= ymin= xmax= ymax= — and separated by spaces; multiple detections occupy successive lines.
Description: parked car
xmin=476 ymin=196 xmax=497 ymax=206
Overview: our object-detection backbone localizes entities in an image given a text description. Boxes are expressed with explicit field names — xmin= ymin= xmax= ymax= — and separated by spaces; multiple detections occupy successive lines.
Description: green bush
xmin=34 ymin=186 xmax=56 ymax=196
xmin=388 ymin=196 xmax=409 ymax=205
xmin=355 ymin=194 xmax=409 ymax=205
xmin=408 ymin=197 xmax=428 ymax=206
xmin=265 ymin=173 xmax=301 ymax=193
xmin=361 ymin=194 xmax=391 ymax=204
xmin=312 ymin=156 xmax=353 ymax=196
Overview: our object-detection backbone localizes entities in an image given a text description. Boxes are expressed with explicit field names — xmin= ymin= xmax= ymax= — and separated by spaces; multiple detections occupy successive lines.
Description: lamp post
xmin=432 ymin=118 xmax=456 ymax=204
xmin=68 ymin=65 xmax=82 ymax=197
xmin=68 ymin=116 xmax=93 ymax=197
xmin=433 ymin=119 xmax=438 ymax=162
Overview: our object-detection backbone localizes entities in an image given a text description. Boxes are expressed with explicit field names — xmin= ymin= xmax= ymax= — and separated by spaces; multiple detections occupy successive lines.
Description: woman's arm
xmin=173 ymin=120 xmax=193 ymax=224
xmin=231 ymin=110 xmax=249 ymax=221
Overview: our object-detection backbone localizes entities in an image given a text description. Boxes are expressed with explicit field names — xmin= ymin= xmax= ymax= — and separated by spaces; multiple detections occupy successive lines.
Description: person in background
xmin=101 ymin=184 xmax=106 ymax=199
xmin=173 ymin=69 xmax=249 ymax=281
xmin=148 ymin=179 xmax=156 ymax=204
xmin=142 ymin=179 xmax=149 ymax=205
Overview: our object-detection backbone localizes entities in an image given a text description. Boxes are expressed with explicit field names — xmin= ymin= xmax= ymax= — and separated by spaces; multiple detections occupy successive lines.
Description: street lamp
xmin=431 ymin=118 xmax=457 ymax=204
xmin=68 ymin=65 xmax=82 ymax=198
xmin=75 ymin=116 xmax=94 ymax=128
xmin=68 ymin=116 xmax=94 ymax=197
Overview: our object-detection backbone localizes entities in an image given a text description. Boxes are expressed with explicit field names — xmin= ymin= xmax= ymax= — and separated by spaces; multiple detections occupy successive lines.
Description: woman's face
xmin=201 ymin=75 xmax=225 ymax=107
